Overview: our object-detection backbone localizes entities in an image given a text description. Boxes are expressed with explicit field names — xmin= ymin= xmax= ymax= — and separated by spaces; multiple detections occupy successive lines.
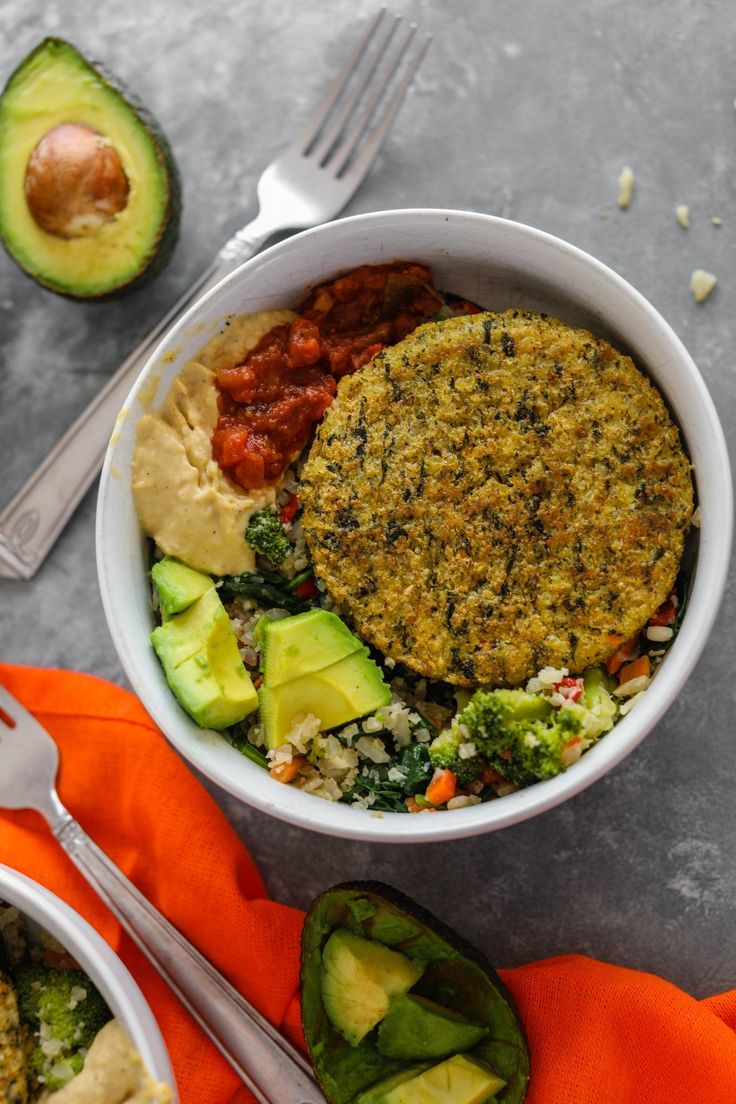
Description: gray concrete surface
xmin=1 ymin=0 xmax=734 ymax=998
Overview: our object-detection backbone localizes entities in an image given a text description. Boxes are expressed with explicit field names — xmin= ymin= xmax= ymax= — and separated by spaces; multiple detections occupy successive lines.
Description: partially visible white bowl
xmin=97 ymin=208 xmax=732 ymax=843
xmin=0 ymin=864 xmax=176 ymax=1099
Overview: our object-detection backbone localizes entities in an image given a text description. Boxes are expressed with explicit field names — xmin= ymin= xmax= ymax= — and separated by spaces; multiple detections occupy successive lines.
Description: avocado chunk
xmin=151 ymin=557 xmax=213 ymax=620
xmin=377 ymin=994 xmax=488 ymax=1060
xmin=258 ymin=649 xmax=392 ymax=750
xmin=301 ymin=882 xmax=530 ymax=1104
xmin=357 ymin=1055 xmax=506 ymax=1104
xmin=257 ymin=610 xmax=391 ymax=749
xmin=0 ymin=37 xmax=180 ymax=298
xmin=321 ymin=929 xmax=425 ymax=1047
xmin=151 ymin=586 xmax=257 ymax=729
xmin=258 ymin=609 xmax=363 ymax=687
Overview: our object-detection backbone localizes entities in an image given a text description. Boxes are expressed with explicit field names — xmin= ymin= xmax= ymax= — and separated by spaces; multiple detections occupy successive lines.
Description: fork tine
xmin=310 ymin=13 xmax=402 ymax=165
xmin=327 ymin=23 xmax=418 ymax=177
xmin=338 ymin=30 xmax=431 ymax=183
xmin=289 ymin=6 xmax=389 ymax=157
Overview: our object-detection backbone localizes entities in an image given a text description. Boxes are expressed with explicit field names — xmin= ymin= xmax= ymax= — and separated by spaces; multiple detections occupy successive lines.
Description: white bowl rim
xmin=97 ymin=207 xmax=733 ymax=844
xmin=0 ymin=863 xmax=176 ymax=1096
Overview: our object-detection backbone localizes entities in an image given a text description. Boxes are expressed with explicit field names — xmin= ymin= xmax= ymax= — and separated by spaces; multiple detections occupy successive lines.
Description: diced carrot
xmin=269 ymin=756 xmax=305 ymax=784
xmin=480 ymin=766 xmax=503 ymax=786
xmin=252 ymin=676 xmax=263 ymax=690
xmin=618 ymin=655 xmax=651 ymax=685
xmin=425 ymin=769 xmax=457 ymax=806
xmin=606 ymin=635 xmax=640 ymax=675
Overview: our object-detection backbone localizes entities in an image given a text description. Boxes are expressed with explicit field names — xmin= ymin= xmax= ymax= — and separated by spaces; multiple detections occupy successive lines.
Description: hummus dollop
xmin=132 ymin=309 xmax=296 ymax=576
xmin=42 ymin=1019 xmax=171 ymax=1104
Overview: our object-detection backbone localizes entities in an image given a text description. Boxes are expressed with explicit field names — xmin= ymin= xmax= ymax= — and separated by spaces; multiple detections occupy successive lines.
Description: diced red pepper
xmin=451 ymin=299 xmax=483 ymax=315
xmin=279 ymin=494 xmax=300 ymax=525
xmin=295 ymin=578 xmax=318 ymax=600
xmin=648 ymin=592 xmax=678 ymax=627
xmin=554 ymin=676 xmax=584 ymax=703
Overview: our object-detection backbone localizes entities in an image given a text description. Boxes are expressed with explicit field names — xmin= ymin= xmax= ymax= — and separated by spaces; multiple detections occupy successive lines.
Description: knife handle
xmin=0 ymin=219 xmax=272 ymax=580
xmin=53 ymin=812 xmax=322 ymax=1104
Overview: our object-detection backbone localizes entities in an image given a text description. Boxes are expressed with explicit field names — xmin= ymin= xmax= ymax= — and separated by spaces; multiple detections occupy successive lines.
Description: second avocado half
xmin=301 ymin=882 xmax=530 ymax=1104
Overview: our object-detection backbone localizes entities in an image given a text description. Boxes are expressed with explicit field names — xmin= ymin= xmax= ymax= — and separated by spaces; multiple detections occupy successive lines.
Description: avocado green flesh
xmin=357 ymin=1055 xmax=506 ymax=1104
xmin=260 ymin=609 xmax=363 ymax=687
xmin=0 ymin=37 xmax=180 ymax=298
xmin=151 ymin=557 xmax=213 ymax=620
xmin=320 ymin=929 xmax=425 ymax=1047
xmin=377 ymin=994 xmax=488 ymax=1060
xmin=151 ymin=583 xmax=258 ymax=730
xmin=301 ymin=883 xmax=530 ymax=1104
xmin=258 ymin=612 xmax=391 ymax=749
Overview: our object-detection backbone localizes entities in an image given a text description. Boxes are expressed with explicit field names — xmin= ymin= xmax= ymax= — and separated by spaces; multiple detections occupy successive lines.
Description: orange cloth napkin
xmin=1 ymin=663 xmax=735 ymax=1104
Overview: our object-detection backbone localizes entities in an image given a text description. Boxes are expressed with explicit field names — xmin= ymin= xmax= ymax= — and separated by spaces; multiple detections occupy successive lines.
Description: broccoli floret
xmin=428 ymin=726 xmax=485 ymax=785
xmin=15 ymin=965 xmax=111 ymax=1091
xmin=245 ymin=507 xmax=292 ymax=565
xmin=450 ymin=687 xmax=586 ymax=787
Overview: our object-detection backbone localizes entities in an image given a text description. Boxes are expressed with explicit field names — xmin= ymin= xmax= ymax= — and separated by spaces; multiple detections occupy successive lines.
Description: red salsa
xmin=212 ymin=261 xmax=443 ymax=489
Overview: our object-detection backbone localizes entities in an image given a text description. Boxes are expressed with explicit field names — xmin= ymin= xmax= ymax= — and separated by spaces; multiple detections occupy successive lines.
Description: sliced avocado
xmin=357 ymin=1055 xmax=506 ymax=1104
xmin=167 ymin=635 xmax=258 ymax=730
xmin=258 ymin=609 xmax=362 ymax=687
xmin=301 ymin=883 xmax=530 ymax=1104
xmin=258 ymin=648 xmax=391 ymax=750
xmin=321 ymin=929 xmax=425 ymax=1047
xmin=152 ymin=586 xmax=258 ymax=729
xmin=151 ymin=587 xmax=231 ymax=669
xmin=354 ymin=1066 xmax=430 ymax=1104
xmin=152 ymin=557 xmax=213 ymax=621
xmin=377 ymin=994 xmax=488 ymax=1060
xmin=0 ymin=37 xmax=180 ymax=298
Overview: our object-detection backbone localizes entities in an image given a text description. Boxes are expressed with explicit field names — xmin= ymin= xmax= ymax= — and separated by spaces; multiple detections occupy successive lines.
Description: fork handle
xmin=53 ymin=813 xmax=323 ymax=1104
xmin=0 ymin=215 xmax=276 ymax=581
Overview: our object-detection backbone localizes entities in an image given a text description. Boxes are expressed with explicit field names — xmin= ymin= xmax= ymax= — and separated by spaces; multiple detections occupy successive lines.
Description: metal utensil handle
xmin=54 ymin=813 xmax=323 ymax=1104
xmin=0 ymin=222 xmax=270 ymax=581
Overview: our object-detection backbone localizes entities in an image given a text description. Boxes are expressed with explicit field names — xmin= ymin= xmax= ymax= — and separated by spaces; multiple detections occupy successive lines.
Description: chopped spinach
xmin=216 ymin=569 xmax=317 ymax=614
xmin=230 ymin=728 xmax=269 ymax=769
xmin=345 ymin=743 xmax=433 ymax=812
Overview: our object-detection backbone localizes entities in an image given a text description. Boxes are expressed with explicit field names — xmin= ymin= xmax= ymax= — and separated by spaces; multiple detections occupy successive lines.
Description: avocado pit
xmin=24 ymin=122 xmax=129 ymax=238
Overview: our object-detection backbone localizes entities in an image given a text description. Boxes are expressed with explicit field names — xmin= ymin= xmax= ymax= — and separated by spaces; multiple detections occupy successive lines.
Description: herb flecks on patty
xmin=301 ymin=311 xmax=693 ymax=686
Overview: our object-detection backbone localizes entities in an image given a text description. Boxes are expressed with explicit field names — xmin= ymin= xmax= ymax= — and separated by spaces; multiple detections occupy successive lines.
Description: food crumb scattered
xmin=690 ymin=269 xmax=717 ymax=303
xmin=691 ymin=506 xmax=702 ymax=528
xmin=617 ymin=166 xmax=635 ymax=209
xmin=676 ymin=205 xmax=690 ymax=229
xmin=712 ymin=216 xmax=723 ymax=226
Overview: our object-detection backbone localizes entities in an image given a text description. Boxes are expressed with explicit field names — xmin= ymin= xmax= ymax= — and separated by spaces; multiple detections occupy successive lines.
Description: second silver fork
xmin=0 ymin=681 xmax=323 ymax=1104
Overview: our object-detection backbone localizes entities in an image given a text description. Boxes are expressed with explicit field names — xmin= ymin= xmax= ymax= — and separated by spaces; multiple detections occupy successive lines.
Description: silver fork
xmin=0 ymin=8 xmax=430 ymax=581
xmin=0 ymin=681 xmax=324 ymax=1104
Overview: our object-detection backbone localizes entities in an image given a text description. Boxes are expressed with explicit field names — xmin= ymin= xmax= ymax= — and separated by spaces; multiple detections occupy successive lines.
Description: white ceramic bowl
xmin=0 ymin=863 xmax=176 ymax=1097
xmin=97 ymin=209 xmax=732 ymax=843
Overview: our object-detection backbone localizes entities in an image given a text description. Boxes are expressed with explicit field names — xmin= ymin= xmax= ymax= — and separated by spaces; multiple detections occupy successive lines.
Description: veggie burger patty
xmin=301 ymin=311 xmax=693 ymax=686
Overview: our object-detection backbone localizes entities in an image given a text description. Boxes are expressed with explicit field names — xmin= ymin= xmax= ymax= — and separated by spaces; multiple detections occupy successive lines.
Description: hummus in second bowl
xmin=0 ymin=903 xmax=171 ymax=1104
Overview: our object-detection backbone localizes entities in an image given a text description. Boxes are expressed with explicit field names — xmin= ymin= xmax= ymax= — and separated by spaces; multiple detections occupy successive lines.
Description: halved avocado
xmin=301 ymin=882 xmax=530 ymax=1104
xmin=0 ymin=38 xmax=180 ymax=298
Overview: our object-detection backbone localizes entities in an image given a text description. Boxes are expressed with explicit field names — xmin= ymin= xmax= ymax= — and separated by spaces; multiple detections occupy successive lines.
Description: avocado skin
xmin=0 ymin=37 xmax=181 ymax=300
xmin=301 ymin=881 xmax=530 ymax=1104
